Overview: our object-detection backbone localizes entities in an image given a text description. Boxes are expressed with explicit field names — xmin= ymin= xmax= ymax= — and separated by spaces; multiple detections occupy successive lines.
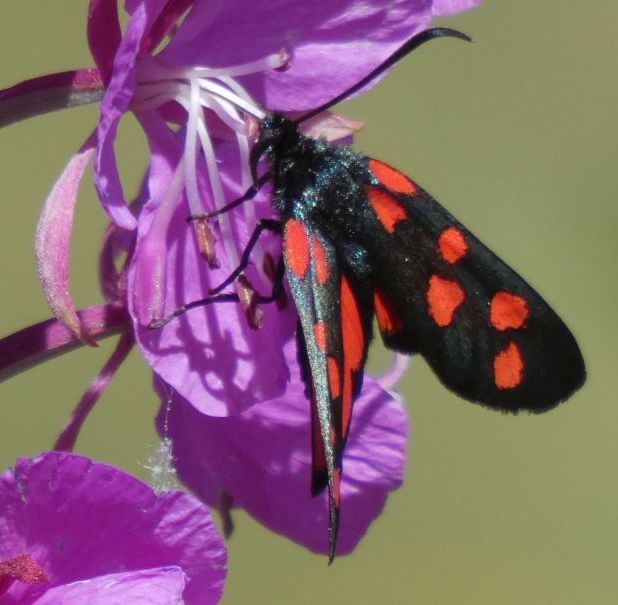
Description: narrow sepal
xmin=36 ymin=134 xmax=98 ymax=345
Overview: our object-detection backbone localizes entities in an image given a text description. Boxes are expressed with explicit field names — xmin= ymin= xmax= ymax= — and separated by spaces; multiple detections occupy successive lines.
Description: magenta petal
xmin=87 ymin=0 xmax=122 ymax=83
xmin=99 ymin=221 xmax=134 ymax=303
xmin=268 ymin=0 xmax=483 ymax=110
xmin=35 ymin=135 xmax=97 ymax=345
xmin=160 ymin=0 xmax=481 ymax=111
xmin=259 ymin=10 xmax=433 ymax=111
xmin=159 ymin=342 xmax=409 ymax=555
xmin=141 ymin=0 xmax=196 ymax=55
xmin=0 ymin=452 xmax=227 ymax=604
xmin=129 ymin=118 xmax=295 ymax=416
xmin=34 ymin=568 xmax=186 ymax=605
xmin=126 ymin=114 xmax=182 ymax=326
xmin=432 ymin=0 xmax=484 ymax=16
xmin=131 ymin=194 xmax=295 ymax=416
xmin=94 ymin=0 xmax=169 ymax=230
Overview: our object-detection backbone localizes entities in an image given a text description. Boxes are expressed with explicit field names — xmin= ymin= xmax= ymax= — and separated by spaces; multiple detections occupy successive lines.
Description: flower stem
xmin=54 ymin=331 xmax=134 ymax=451
xmin=0 ymin=69 xmax=104 ymax=129
xmin=0 ymin=303 xmax=129 ymax=382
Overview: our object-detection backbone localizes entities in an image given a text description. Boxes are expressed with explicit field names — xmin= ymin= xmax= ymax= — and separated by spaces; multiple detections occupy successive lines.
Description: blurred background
xmin=1 ymin=2 xmax=617 ymax=603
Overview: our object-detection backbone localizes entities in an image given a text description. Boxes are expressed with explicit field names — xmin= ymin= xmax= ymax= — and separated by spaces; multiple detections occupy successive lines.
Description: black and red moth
xmin=198 ymin=28 xmax=585 ymax=560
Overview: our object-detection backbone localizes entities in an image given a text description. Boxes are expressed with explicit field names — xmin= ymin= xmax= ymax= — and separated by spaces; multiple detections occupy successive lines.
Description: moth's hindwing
xmin=362 ymin=158 xmax=586 ymax=412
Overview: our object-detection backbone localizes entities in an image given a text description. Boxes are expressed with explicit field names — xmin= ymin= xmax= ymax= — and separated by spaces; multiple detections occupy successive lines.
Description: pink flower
xmin=1 ymin=0 xmax=482 ymax=417
xmin=157 ymin=342 xmax=410 ymax=555
xmin=0 ymin=452 xmax=226 ymax=604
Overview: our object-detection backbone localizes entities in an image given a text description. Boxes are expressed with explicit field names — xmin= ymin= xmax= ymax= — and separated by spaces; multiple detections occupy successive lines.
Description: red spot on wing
xmin=340 ymin=275 xmax=365 ymax=438
xmin=332 ymin=467 xmax=342 ymax=508
xmin=314 ymin=321 xmax=328 ymax=351
xmin=427 ymin=275 xmax=465 ymax=327
xmin=490 ymin=292 xmax=530 ymax=331
xmin=341 ymin=277 xmax=364 ymax=371
xmin=284 ymin=219 xmax=310 ymax=278
xmin=369 ymin=159 xmax=417 ymax=195
xmin=374 ymin=288 xmax=404 ymax=335
xmin=311 ymin=236 xmax=330 ymax=285
xmin=494 ymin=341 xmax=524 ymax=389
xmin=366 ymin=187 xmax=407 ymax=233
xmin=327 ymin=356 xmax=341 ymax=399
xmin=438 ymin=227 xmax=468 ymax=264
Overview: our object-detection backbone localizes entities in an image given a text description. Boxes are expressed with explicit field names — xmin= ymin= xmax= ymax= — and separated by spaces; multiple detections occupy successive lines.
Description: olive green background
xmin=1 ymin=2 xmax=617 ymax=603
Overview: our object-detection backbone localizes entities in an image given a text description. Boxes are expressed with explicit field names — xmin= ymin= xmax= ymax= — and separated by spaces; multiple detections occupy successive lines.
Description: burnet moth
xmin=157 ymin=27 xmax=586 ymax=561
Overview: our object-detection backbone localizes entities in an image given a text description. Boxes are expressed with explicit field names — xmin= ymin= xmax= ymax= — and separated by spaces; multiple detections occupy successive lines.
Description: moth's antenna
xmin=295 ymin=27 xmax=471 ymax=125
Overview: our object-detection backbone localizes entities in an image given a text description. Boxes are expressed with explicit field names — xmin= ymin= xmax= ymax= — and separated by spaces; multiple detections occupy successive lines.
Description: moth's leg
xmin=256 ymin=254 xmax=285 ymax=304
xmin=148 ymin=259 xmax=284 ymax=330
xmin=148 ymin=293 xmax=241 ymax=329
xmin=150 ymin=223 xmax=284 ymax=331
xmin=187 ymin=173 xmax=271 ymax=222
xmin=209 ymin=219 xmax=282 ymax=295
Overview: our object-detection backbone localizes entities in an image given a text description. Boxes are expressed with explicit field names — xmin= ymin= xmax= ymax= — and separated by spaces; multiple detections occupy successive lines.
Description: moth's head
xmin=249 ymin=113 xmax=300 ymax=180
xmin=259 ymin=113 xmax=299 ymax=148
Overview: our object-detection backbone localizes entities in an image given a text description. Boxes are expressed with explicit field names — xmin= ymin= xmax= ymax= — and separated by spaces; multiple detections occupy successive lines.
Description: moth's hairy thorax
xmin=259 ymin=114 xmax=372 ymax=235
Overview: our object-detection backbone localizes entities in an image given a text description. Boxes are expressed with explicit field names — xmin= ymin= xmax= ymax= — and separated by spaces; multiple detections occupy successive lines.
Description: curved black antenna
xmin=295 ymin=27 xmax=471 ymax=125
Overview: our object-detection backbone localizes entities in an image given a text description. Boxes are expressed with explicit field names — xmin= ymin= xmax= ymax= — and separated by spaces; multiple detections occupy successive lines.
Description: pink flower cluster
xmin=0 ymin=0 xmax=481 ymax=601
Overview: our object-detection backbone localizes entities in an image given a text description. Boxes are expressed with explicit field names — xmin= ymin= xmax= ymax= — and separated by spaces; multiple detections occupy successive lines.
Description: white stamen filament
xmin=196 ymin=116 xmax=240 ymax=269
xmin=199 ymin=79 xmax=266 ymax=119
xmin=135 ymin=81 xmax=257 ymax=127
xmin=197 ymin=93 xmax=247 ymax=133
xmin=134 ymin=50 xmax=286 ymax=283
xmin=183 ymin=78 xmax=201 ymax=216
xmin=189 ymin=50 xmax=287 ymax=78
xmin=219 ymin=75 xmax=256 ymax=104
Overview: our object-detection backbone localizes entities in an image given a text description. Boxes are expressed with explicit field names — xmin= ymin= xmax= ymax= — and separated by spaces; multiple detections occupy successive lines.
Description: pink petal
xmin=35 ymin=134 xmax=97 ymax=345
xmin=94 ymin=0 xmax=170 ymax=230
xmin=141 ymin=0 xmax=196 ymax=54
xmin=432 ymin=0 xmax=484 ymax=16
xmin=128 ymin=114 xmax=183 ymax=326
xmin=98 ymin=222 xmax=134 ymax=303
xmin=159 ymin=0 xmax=481 ymax=111
xmin=87 ymin=0 xmax=122 ymax=84
xmin=159 ymin=340 xmax=410 ymax=555
xmin=34 ymin=568 xmax=186 ymax=605
xmin=0 ymin=452 xmax=227 ymax=604
xmin=129 ymin=116 xmax=295 ymax=417
xmin=257 ymin=1 xmax=482 ymax=110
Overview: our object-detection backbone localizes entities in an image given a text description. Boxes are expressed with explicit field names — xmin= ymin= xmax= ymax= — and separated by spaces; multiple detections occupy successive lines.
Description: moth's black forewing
xmin=266 ymin=117 xmax=377 ymax=559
